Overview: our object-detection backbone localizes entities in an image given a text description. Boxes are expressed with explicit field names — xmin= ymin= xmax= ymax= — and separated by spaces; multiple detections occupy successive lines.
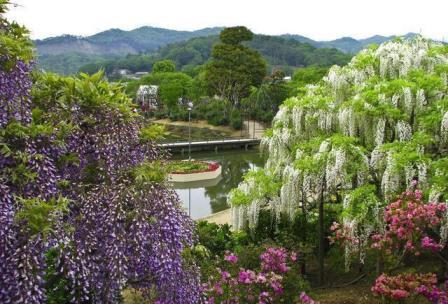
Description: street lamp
xmin=187 ymin=101 xmax=193 ymax=161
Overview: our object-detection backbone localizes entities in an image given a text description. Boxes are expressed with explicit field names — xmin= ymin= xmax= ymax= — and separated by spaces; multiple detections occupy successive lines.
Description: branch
xmin=314 ymin=273 xmax=367 ymax=289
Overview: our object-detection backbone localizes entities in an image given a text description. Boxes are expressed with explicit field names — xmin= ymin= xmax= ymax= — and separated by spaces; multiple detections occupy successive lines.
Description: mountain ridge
xmin=34 ymin=26 xmax=420 ymax=74
xmin=35 ymin=26 xmax=225 ymax=56
xmin=35 ymin=25 xmax=419 ymax=56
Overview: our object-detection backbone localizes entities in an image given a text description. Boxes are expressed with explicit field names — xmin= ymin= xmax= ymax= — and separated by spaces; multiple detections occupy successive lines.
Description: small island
xmin=167 ymin=160 xmax=222 ymax=182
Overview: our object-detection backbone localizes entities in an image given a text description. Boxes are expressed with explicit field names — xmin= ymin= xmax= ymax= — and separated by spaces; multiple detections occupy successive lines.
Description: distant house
xmin=134 ymin=71 xmax=149 ymax=78
xmin=137 ymin=85 xmax=159 ymax=113
xmin=117 ymin=69 xmax=131 ymax=76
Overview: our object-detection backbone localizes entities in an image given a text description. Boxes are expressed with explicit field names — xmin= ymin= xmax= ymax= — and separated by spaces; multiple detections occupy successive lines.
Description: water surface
xmin=171 ymin=149 xmax=264 ymax=219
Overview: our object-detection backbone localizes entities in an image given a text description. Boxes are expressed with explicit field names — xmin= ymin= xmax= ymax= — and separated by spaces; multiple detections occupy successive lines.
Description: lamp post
xmin=187 ymin=101 xmax=193 ymax=161
xmin=188 ymin=187 xmax=191 ymax=217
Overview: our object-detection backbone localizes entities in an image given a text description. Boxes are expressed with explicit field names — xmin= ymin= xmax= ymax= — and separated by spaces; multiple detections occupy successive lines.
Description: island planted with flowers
xmin=168 ymin=160 xmax=222 ymax=182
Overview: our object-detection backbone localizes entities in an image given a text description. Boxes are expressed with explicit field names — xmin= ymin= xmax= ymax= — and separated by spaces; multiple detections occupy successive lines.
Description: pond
xmin=170 ymin=149 xmax=264 ymax=219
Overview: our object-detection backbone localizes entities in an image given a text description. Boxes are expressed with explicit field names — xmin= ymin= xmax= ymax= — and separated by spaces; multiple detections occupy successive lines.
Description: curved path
xmin=196 ymin=208 xmax=231 ymax=225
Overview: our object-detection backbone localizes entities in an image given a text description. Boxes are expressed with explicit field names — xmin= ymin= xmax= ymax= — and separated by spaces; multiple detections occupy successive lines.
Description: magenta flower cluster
xmin=260 ymin=247 xmax=297 ymax=273
xmin=203 ymin=247 xmax=313 ymax=303
xmin=329 ymin=221 xmax=359 ymax=246
xmin=300 ymin=291 xmax=318 ymax=304
xmin=371 ymin=187 xmax=446 ymax=256
xmin=372 ymin=273 xmax=447 ymax=303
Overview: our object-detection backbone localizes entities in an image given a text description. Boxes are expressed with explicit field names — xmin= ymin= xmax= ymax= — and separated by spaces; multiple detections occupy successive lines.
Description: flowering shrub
xmin=371 ymin=187 xmax=447 ymax=256
xmin=372 ymin=273 xmax=447 ymax=303
xmin=260 ymin=247 xmax=296 ymax=273
xmin=329 ymin=221 xmax=359 ymax=246
xmin=300 ymin=291 xmax=318 ymax=304
xmin=203 ymin=247 xmax=314 ymax=303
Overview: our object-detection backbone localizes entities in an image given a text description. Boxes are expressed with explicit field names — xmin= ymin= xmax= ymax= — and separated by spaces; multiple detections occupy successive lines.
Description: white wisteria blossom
xmin=228 ymin=38 xmax=448 ymax=266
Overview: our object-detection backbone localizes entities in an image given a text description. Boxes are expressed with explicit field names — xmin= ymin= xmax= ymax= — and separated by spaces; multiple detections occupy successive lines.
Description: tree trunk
xmin=318 ymin=189 xmax=325 ymax=285
xmin=301 ymin=191 xmax=307 ymax=276
xmin=376 ymin=252 xmax=384 ymax=276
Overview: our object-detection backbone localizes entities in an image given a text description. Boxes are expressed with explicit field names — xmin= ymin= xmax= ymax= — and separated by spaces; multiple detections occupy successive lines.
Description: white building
xmin=137 ymin=85 xmax=159 ymax=113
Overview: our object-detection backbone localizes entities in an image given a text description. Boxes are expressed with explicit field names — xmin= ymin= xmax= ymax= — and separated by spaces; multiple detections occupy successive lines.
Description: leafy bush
xmin=230 ymin=109 xmax=242 ymax=129
xmin=196 ymin=221 xmax=246 ymax=257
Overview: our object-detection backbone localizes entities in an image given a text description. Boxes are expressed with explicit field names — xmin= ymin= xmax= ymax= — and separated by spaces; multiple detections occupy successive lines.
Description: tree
xmin=139 ymin=71 xmax=193 ymax=114
xmin=205 ymin=26 xmax=266 ymax=106
xmin=229 ymin=37 xmax=448 ymax=284
xmin=247 ymin=70 xmax=291 ymax=122
xmin=219 ymin=26 xmax=253 ymax=45
xmin=153 ymin=59 xmax=176 ymax=73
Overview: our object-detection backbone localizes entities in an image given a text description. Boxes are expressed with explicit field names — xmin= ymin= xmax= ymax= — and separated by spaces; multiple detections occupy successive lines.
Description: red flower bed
xmin=207 ymin=162 xmax=220 ymax=172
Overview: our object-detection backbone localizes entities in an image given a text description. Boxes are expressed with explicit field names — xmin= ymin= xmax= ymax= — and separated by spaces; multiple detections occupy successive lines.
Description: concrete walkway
xmin=196 ymin=208 xmax=231 ymax=225
xmin=244 ymin=120 xmax=265 ymax=139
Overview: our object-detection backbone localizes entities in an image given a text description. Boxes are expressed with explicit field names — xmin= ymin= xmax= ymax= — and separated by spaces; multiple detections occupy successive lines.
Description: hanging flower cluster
xmin=229 ymin=38 xmax=448 ymax=283
xmin=231 ymin=36 xmax=448 ymax=222
xmin=371 ymin=186 xmax=447 ymax=256
xmin=1 ymin=5 xmax=64 ymax=302
xmin=1 ymin=4 xmax=200 ymax=302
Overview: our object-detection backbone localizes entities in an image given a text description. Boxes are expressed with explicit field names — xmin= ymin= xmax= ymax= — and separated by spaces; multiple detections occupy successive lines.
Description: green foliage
xmin=15 ymin=196 xmax=69 ymax=236
xmin=44 ymin=248 xmax=72 ymax=304
xmin=152 ymin=59 xmax=176 ymax=73
xmin=139 ymin=124 xmax=166 ymax=141
xmin=220 ymin=26 xmax=253 ymax=45
xmin=431 ymin=157 xmax=448 ymax=196
xmin=189 ymin=98 xmax=230 ymax=126
xmin=38 ymin=53 xmax=113 ymax=75
xmin=34 ymin=71 xmax=137 ymax=120
xmin=167 ymin=160 xmax=210 ymax=174
xmin=228 ymin=188 xmax=252 ymax=207
xmin=247 ymin=71 xmax=291 ymax=122
xmin=290 ymin=66 xmax=328 ymax=89
xmin=341 ymin=185 xmax=380 ymax=221
xmin=249 ymin=35 xmax=351 ymax=68
xmin=135 ymin=71 xmax=193 ymax=113
xmin=229 ymin=169 xmax=281 ymax=206
xmin=0 ymin=0 xmax=33 ymax=66
xmin=131 ymin=161 xmax=167 ymax=184
xmin=229 ymin=108 xmax=242 ymax=129
xmin=76 ymin=33 xmax=352 ymax=83
xmin=196 ymin=221 xmax=249 ymax=257
xmin=205 ymin=28 xmax=267 ymax=105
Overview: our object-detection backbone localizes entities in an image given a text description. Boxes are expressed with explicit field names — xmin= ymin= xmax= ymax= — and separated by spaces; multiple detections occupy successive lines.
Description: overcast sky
xmin=6 ymin=0 xmax=448 ymax=41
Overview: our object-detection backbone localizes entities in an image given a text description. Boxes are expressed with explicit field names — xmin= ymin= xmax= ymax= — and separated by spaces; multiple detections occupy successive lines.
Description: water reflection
xmin=171 ymin=149 xmax=264 ymax=219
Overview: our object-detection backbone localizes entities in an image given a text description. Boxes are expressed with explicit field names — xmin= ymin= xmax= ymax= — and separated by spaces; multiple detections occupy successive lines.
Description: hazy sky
xmin=6 ymin=0 xmax=448 ymax=41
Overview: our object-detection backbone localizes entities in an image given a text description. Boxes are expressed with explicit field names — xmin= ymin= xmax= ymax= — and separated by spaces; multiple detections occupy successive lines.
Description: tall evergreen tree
xmin=205 ymin=26 xmax=266 ymax=106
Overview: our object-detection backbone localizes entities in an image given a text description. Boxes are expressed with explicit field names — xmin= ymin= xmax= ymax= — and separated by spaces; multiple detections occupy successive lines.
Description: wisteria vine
xmin=1 ymin=2 xmax=200 ymax=303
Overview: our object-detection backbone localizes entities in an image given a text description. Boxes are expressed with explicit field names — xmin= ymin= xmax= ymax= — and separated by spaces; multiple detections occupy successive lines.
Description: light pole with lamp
xmin=187 ymin=101 xmax=193 ymax=161
xmin=187 ymin=101 xmax=194 ymax=217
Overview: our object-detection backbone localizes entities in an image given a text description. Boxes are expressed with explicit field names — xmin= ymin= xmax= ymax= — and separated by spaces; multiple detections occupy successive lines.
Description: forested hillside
xmin=35 ymin=26 xmax=417 ymax=75
xmin=78 ymin=34 xmax=353 ymax=76
xmin=35 ymin=26 xmax=223 ymax=74
xmin=282 ymin=32 xmax=418 ymax=53
xmin=35 ymin=26 xmax=223 ymax=56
